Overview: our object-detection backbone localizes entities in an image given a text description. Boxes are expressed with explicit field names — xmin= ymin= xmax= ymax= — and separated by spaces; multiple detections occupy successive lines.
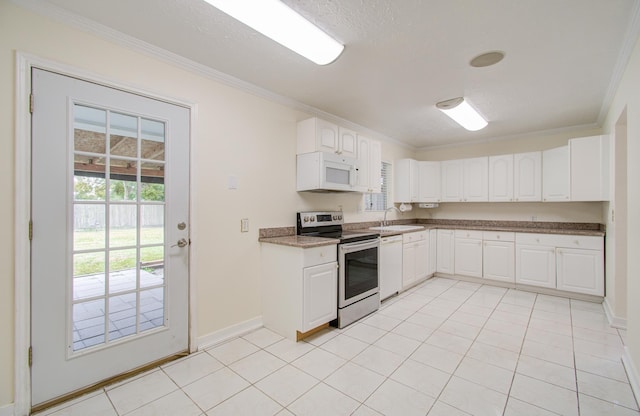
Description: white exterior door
xmin=31 ymin=69 xmax=190 ymax=406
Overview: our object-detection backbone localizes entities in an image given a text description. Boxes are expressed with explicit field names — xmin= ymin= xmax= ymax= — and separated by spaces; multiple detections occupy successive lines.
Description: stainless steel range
xmin=297 ymin=211 xmax=380 ymax=328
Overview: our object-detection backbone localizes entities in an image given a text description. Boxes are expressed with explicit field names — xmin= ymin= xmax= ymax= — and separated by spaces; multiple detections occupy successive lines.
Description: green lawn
xmin=74 ymin=227 xmax=164 ymax=276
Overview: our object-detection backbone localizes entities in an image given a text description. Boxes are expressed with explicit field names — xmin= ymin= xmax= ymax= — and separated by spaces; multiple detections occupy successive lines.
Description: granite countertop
xmin=259 ymin=219 xmax=605 ymax=247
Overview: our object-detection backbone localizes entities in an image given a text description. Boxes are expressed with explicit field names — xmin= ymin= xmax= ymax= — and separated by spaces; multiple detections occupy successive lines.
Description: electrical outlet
xmin=241 ymin=218 xmax=249 ymax=232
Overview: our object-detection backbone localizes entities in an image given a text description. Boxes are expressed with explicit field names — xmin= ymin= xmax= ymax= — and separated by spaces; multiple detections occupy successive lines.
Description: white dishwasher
xmin=379 ymin=235 xmax=403 ymax=301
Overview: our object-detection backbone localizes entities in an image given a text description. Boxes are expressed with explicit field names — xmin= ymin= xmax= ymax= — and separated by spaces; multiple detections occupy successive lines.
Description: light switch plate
xmin=241 ymin=218 xmax=249 ymax=232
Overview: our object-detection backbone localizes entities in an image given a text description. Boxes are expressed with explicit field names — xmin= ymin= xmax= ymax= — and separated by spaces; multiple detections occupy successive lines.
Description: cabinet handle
xmin=574 ymin=240 xmax=580 ymax=245
xmin=497 ymin=235 xmax=501 ymax=239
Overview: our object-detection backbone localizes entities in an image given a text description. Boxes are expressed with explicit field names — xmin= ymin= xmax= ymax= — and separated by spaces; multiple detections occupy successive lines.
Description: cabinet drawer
xmin=303 ymin=245 xmax=337 ymax=267
xmin=516 ymin=233 xmax=602 ymax=250
xmin=403 ymin=230 xmax=427 ymax=244
xmin=454 ymin=230 xmax=483 ymax=239
xmin=482 ymin=231 xmax=515 ymax=242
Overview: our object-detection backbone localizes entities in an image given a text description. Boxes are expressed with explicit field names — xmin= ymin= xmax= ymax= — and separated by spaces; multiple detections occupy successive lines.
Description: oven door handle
xmin=339 ymin=239 xmax=379 ymax=253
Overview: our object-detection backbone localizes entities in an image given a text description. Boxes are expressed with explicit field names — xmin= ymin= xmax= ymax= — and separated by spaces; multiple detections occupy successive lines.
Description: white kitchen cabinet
xmin=514 ymin=151 xmax=542 ymax=202
xmin=394 ymin=159 xmax=419 ymax=202
xmin=428 ymin=229 xmax=437 ymax=275
xmin=556 ymin=247 xmax=604 ymax=296
xmin=515 ymin=244 xmax=556 ymax=288
xmin=402 ymin=231 xmax=429 ymax=289
xmin=297 ymin=117 xmax=357 ymax=158
xmin=356 ymin=136 xmax=382 ymax=193
xmin=261 ymin=243 xmax=337 ymax=341
xmin=489 ymin=154 xmax=514 ymax=202
xmin=570 ymin=135 xmax=610 ymax=201
xmin=436 ymin=229 xmax=455 ymax=274
xmin=418 ymin=161 xmax=441 ymax=202
xmin=380 ymin=235 xmax=403 ymax=300
xmin=543 ymin=146 xmax=570 ymax=202
xmin=440 ymin=160 xmax=464 ymax=202
xmin=303 ymin=262 xmax=339 ymax=331
xmin=463 ymin=157 xmax=489 ymax=202
xmin=454 ymin=230 xmax=483 ymax=277
xmin=482 ymin=232 xmax=515 ymax=283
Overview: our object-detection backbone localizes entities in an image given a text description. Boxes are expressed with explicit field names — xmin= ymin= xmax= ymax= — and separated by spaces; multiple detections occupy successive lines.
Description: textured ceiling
xmin=34 ymin=0 xmax=640 ymax=148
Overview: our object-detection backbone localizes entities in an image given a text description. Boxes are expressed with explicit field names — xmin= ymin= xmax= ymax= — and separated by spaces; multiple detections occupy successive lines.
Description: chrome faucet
xmin=382 ymin=206 xmax=401 ymax=227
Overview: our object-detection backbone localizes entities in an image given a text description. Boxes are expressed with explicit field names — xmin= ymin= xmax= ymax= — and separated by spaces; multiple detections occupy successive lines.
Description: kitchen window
xmin=364 ymin=161 xmax=391 ymax=211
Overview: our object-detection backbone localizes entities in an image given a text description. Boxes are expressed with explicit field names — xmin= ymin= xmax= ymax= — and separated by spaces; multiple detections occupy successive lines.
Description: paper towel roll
xmin=399 ymin=203 xmax=413 ymax=212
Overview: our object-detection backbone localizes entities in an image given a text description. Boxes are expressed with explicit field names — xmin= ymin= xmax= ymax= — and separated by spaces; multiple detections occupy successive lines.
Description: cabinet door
xmin=515 ymin=244 xmax=555 ymax=288
xmin=429 ymin=230 xmax=438 ymax=275
xmin=454 ymin=238 xmax=483 ymax=277
xmin=543 ymin=146 xmax=570 ymax=202
xmin=436 ymin=229 xmax=455 ymax=274
xmin=514 ymin=152 xmax=542 ymax=201
xmin=418 ymin=161 xmax=441 ymax=202
xmin=369 ymin=139 xmax=382 ymax=193
xmin=570 ymin=135 xmax=609 ymax=201
xmin=356 ymin=136 xmax=371 ymax=192
xmin=338 ymin=127 xmax=358 ymax=158
xmin=441 ymin=160 xmax=464 ymax=202
xmin=415 ymin=240 xmax=429 ymax=280
xmin=463 ymin=157 xmax=489 ymax=202
xmin=483 ymin=241 xmax=515 ymax=283
xmin=489 ymin=155 xmax=514 ymax=202
xmin=302 ymin=262 xmax=337 ymax=332
xmin=316 ymin=118 xmax=340 ymax=153
xmin=394 ymin=159 xmax=417 ymax=203
xmin=402 ymin=243 xmax=417 ymax=288
xmin=557 ymin=248 xmax=603 ymax=296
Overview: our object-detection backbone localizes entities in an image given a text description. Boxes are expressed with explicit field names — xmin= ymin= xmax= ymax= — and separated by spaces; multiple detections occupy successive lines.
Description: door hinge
xmin=29 ymin=220 xmax=33 ymax=241
xmin=29 ymin=93 xmax=34 ymax=114
xmin=28 ymin=346 xmax=32 ymax=367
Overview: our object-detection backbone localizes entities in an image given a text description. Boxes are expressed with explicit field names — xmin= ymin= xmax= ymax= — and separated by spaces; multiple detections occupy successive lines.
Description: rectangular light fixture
xmin=436 ymin=97 xmax=488 ymax=131
xmin=204 ymin=0 xmax=345 ymax=65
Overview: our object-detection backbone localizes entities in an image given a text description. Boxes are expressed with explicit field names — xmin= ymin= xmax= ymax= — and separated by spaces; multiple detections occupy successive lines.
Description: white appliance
xmin=380 ymin=235 xmax=403 ymax=300
xmin=296 ymin=151 xmax=359 ymax=192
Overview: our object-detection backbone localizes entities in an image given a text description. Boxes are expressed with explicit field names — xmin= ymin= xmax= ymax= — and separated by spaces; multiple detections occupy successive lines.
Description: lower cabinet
xmin=428 ymin=230 xmax=437 ymax=275
xmin=482 ymin=232 xmax=515 ymax=283
xmin=556 ymin=247 xmax=604 ymax=296
xmin=261 ymin=243 xmax=337 ymax=341
xmin=436 ymin=229 xmax=455 ymax=274
xmin=402 ymin=231 xmax=429 ymax=289
xmin=515 ymin=244 xmax=556 ymax=288
xmin=303 ymin=262 xmax=338 ymax=331
xmin=454 ymin=230 xmax=483 ymax=277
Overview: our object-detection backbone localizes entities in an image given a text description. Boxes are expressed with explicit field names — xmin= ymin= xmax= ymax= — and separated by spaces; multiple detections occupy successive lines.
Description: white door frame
xmin=14 ymin=52 xmax=198 ymax=415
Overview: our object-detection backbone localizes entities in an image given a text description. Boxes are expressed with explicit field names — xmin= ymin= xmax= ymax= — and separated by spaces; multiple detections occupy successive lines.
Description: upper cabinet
xmin=357 ymin=136 xmax=382 ymax=193
xmin=441 ymin=158 xmax=488 ymax=202
xmin=570 ymin=135 xmax=610 ymax=201
xmin=514 ymin=151 xmax=542 ymax=202
xmin=297 ymin=117 xmax=358 ymax=158
xmin=394 ymin=159 xmax=419 ymax=202
xmin=489 ymin=154 xmax=514 ymax=202
xmin=418 ymin=161 xmax=441 ymax=202
xmin=543 ymin=146 xmax=570 ymax=202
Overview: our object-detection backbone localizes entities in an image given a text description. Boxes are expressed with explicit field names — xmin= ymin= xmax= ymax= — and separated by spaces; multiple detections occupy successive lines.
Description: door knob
xmin=172 ymin=238 xmax=188 ymax=248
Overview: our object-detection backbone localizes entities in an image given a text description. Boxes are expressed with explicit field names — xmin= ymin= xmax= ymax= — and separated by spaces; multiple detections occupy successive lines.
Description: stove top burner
xmin=296 ymin=211 xmax=379 ymax=243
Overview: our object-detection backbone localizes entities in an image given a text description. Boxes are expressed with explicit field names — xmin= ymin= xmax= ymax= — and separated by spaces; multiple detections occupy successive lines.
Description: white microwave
xmin=297 ymin=151 xmax=359 ymax=192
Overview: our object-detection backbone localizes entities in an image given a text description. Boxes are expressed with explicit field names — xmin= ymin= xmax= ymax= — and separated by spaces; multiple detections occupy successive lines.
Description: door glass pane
xmin=73 ymin=252 xmax=106 ymax=300
xmin=140 ymin=287 xmax=164 ymax=332
xmin=141 ymin=205 xmax=164 ymax=245
xmin=141 ymin=118 xmax=165 ymax=161
xmin=109 ymin=158 xmax=137 ymax=201
xmin=109 ymin=205 xmax=137 ymax=248
xmin=72 ymin=299 xmax=105 ymax=351
xmin=110 ymin=112 xmax=138 ymax=158
xmin=109 ymin=248 xmax=137 ymax=294
xmin=141 ymin=246 xmax=164 ymax=288
xmin=74 ymin=204 xmax=106 ymax=250
xmin=109 ymin=293 xmax=137 ymax=341
xmin=74 ymin=105 xmax=106 ymax=154
xmin=74 ymin=155 xmax=106 ymax=201
xmin=141 ymin=161 xmax=165 ymax=202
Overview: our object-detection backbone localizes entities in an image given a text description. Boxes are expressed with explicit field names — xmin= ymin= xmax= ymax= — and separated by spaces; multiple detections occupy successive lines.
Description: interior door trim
xmin=14 ymin=52 xmax=197 ymax=415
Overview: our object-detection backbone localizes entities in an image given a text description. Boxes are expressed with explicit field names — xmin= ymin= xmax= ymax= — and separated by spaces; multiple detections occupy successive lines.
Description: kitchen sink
xmin=369 ymin=225 xmax=425 ymax=232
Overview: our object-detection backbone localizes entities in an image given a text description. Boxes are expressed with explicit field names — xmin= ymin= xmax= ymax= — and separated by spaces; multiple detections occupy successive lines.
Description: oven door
xmin=338 ymin=239 xmax=379 ymax=308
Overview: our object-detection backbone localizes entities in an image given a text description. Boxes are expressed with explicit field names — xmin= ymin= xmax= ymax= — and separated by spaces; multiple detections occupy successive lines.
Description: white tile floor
xmin=35 ymin=277 xmax=639 ymax=416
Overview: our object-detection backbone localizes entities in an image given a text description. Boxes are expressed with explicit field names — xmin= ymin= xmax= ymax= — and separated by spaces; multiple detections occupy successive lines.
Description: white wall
xmin=0 ymin=2 xmax=413 ymax=407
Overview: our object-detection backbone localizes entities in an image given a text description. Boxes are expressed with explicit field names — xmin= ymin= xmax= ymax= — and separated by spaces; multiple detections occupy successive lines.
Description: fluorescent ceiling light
xmin=204 ymin=0 xmax=345 ymax=65
xmin=436 ymin=97 xmax=488 ymax=131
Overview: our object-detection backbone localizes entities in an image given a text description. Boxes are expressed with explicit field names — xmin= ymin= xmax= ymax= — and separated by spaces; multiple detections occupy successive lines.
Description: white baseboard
xmin=604 ymin=297 xmax=628 ymax=329
xmin=0 ymin=403 xmax=14 ymax=416
xmin=196 ymin=316 xmax=263 ymax=351
xmin=622 ymin=346 xmax=640 ymax=406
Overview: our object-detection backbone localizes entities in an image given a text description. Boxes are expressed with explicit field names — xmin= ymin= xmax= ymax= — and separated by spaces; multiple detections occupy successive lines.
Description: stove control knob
xmin=310 ymin=217 xmax=315 ymax=222
xmin=303 ymin=216 xmax=309 ymax=223
xmin=338 ymin=215 xmax=343 ymax=220
xmin=332 ymin=215 xmax=337 ymax=220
